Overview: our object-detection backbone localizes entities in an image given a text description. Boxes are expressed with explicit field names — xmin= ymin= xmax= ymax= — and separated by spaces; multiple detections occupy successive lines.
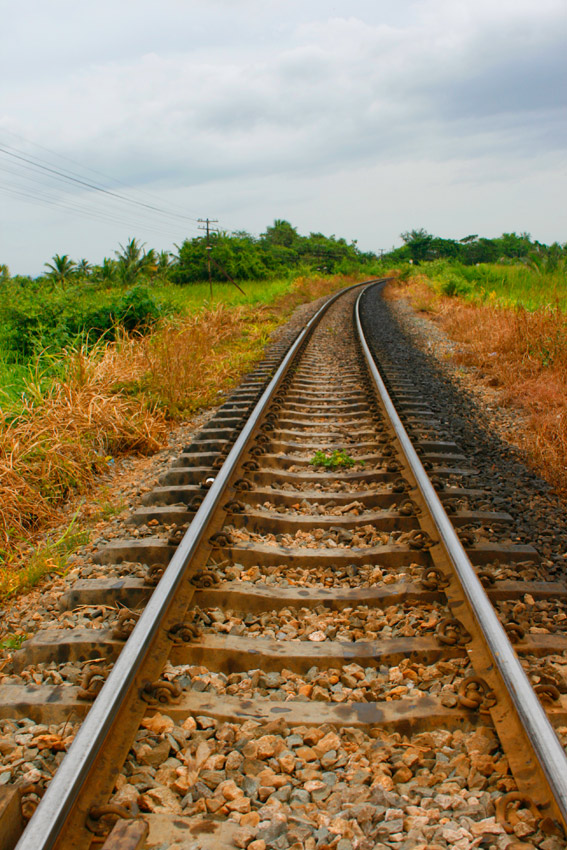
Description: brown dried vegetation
xmin=0 ymin=274 xmax=356 ymax=588
xmin=387 ymin=276 xmax=567 ymax=496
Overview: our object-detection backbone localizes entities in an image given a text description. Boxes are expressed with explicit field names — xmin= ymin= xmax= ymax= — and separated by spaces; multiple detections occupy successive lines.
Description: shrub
xmin=0 ymin=283 xmax=163 ymax=362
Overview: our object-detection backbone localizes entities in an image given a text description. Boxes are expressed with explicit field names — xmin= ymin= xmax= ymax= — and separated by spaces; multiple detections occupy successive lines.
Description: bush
xmin=0 ymin=283 xmax=163 ymax=362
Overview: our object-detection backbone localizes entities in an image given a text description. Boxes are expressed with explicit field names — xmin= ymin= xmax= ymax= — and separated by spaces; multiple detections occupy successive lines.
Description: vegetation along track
xmin=1 ymin=281 xmax=567 ymax=850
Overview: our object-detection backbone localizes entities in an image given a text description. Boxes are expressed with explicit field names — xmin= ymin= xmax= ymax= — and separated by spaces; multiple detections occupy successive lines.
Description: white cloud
xmin=0 ymin=0 xmax=565 ymax=273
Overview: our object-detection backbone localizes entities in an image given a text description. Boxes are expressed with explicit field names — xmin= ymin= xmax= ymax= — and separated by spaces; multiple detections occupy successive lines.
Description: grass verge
xmin=0 ymin=273 xmax=360 ymax=584
xmin=0 ymin=508 xmax=90 ymax=601
xmin=386 ymin=272 xmax=567 ymax=496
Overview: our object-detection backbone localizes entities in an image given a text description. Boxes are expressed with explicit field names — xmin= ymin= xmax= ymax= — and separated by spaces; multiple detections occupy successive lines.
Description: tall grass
xmin=0 ymin=339 xmax=168 ymax=557
xmin=417 ymin=260 xmax=567 ymax=311
xmin=387 ymin=266 xmax=567 ymax=495
xmin=0 ymin=273 xmax=356 ymax=574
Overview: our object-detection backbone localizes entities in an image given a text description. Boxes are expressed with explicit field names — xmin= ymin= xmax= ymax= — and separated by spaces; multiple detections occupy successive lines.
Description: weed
xmin=0 ymin=633 xmax=29 ymax=651
xmin=0 ymin=508 xmax=89 ymax=600
xmin=310 ymin=449 xmax=358 ymax=469
xmin=93 ymin=491 xmax=127 ymax=521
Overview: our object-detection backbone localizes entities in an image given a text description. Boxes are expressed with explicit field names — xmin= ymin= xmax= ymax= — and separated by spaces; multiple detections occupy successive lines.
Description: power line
xmin=0 ymin=144 xmax=198 ymax=225
xmin=0 ymin=130 xmax=201 ymax=221
xmin=0 ymin=161 xmax=188 ymax=239
xmin=0 ymin=180 xmax=181 ymax=240
xmin=0 ymin=138 xmax=204 ymax=244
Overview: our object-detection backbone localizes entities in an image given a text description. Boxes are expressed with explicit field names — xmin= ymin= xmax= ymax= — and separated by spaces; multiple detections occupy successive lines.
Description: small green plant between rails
xmin=309 ymin=449 xmax=359 ymax=469
xmin=0 ymin=632 xmax=29 ymax=651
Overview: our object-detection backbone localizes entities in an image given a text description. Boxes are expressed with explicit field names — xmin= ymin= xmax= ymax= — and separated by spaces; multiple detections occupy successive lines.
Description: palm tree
xmin=44 ymin=254 xmax=76 ymax=286
xmin=76 ymin=258 xmax=92 ymax=277
xmin=263 ymin=219 xmax=298 ymax=247
xmin=115 ymin=238 xmax=154 ymax=284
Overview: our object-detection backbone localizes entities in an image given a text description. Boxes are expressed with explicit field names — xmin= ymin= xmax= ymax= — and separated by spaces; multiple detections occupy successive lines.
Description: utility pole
xmin=198 ymin=218 xmax=218 ymax=299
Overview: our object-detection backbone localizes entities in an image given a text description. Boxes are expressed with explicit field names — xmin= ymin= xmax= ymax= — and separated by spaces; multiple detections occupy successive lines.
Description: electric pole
xmin=198 ymin=218 xmax=218 ymax=299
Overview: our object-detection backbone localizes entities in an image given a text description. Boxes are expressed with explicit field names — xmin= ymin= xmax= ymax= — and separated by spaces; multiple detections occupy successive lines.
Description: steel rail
xmin=355 ymin=283 xmax=567 ymax=826
xmin=16 ymin=279 xmax=383 ymax=850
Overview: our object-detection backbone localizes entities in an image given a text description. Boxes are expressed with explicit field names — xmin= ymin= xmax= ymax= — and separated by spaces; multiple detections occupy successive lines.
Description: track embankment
xmin=1 ymin=282 xmax=566 ymax=850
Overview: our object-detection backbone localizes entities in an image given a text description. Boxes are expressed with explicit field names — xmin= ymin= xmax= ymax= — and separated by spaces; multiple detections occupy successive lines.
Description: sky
xmin=0 ymin=0 xmax=565 ymax=275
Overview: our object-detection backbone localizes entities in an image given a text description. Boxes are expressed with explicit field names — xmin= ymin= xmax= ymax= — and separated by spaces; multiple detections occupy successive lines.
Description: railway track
xmin=1 ymin=280 xmax=566 ymax=850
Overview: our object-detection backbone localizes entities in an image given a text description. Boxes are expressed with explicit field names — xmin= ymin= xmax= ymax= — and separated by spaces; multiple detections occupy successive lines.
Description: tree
xmin=262 ymin=219 xmax=299 ymax=248
xmin=92 ymin=257 xmax=117 ymax=284
xmin=115 ymin=238 xmax=155 ymax=284
xmin=171 ymin=232 xmax=269 ymax=284
xmin=460 ymin=238 xmax=499 ymax=265
xmin=44 ymin=254 xmax=76 ymax=285
xmin=76 ymin=258 xmax=92 ymax=277
xmin=400 ymin=229 xmax=435 ymax=263
xmin=156 ymin=250 xmax=172 ymax=275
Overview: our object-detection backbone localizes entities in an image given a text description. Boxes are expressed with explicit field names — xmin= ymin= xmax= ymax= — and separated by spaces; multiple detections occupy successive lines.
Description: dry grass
xmin=0 ymin=273 xmax=356 ymax=584
xmin=0 ymin=343 xmax=167 ymax=563
xmin=137 ymin=303 xmax=279 ymax=415
xmin=386 ymin=277 xmax=567 ymax=496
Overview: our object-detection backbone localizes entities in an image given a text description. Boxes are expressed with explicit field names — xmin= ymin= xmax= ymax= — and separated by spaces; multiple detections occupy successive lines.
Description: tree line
xmin=391 ymin=228 xmax=565 ymax=271
xmin=1 ymin=221 xmax=564 ymax=288
xmin=2 ymin=220 xmax=375 ymax=287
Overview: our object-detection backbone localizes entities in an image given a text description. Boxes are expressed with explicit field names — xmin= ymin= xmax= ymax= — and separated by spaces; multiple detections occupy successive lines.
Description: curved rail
xmin=15 ymin=279 xmax=383 ymax=850
xmin=356 ymin=282 xmax=567 ymax=827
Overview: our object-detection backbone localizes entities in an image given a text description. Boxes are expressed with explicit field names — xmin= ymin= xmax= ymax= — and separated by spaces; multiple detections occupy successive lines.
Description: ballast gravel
xmin=359 ymin=287 xmax=567 ymax=582
xmin=111 ymin=714 xmax=567 ymax=850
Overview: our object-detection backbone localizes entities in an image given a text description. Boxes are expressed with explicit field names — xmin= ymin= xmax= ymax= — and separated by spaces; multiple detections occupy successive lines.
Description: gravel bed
xmin=219 ymin=563 xmax=424 ymax=588
xmin=0 ymin=718 xmax=79 ymax=795
xmin=192 ymin=603 xmax=447 ymax=641
xmin=212 ymin=560 xmax=553 ymax=591
xmin=360 ymin=288 xmax=567 ymax=580
xmin=494 ymin=597 xmax=567 ymax=634
xmin=255 ymin=500 xmax=372 ymax=517
xmin=286 ymin=463 xmax=377 ymax=474
xmin=170 ymin=658 xmax=473 ymax=705
xmin=224 ymin=526 xmax=432 ymax=550
xmin=111 ymin=715 xmax=567 ymax=849
xmin=273 ymin=481 xmax=390 ymax=494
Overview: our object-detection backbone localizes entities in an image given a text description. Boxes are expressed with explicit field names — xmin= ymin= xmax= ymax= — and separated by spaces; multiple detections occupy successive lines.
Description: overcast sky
xmin=1 ymin=0 xmax=565 ymax=275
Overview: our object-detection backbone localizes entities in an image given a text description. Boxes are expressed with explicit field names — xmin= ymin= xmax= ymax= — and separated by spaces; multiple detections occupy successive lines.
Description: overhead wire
xmin=0 ymin=144 xmax=198 ymax=225
xmin=0 ymin=130 xmax=201 ymax=221
xmin=0 ymin=135 xmax=206 ymax=244
xmin=0 ymin=180 xmax=181 ymax=240
xmin=0 ymin=166 xmax=188 ymax=236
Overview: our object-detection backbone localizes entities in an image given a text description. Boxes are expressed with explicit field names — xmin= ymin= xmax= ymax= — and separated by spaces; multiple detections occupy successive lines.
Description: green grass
xmin=0 ymin=633 xmax=29 ymax=651
xmin=421 ymin=260 xmax=567 ymax=311
xmin=0 ymin=508 xmax=90 ymax=598
xmin=1 ymin=359 xmax=30 ymax=403
xmin=0 ymin=277 xmax=296 ymax=409
xmin=310 ymin=449 xmax=358 ymax=469
xmin=156 ymin=278 xmax=292 ymax=311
